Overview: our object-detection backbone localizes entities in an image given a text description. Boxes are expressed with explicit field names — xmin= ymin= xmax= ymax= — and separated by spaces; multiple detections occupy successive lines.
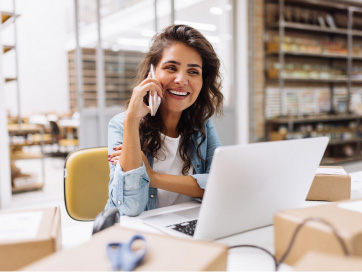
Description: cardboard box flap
xmin=0 ymin=207 xmax=60 ymax=244
xmin=315 ymin=166 xmax=348 ymax=176
xmin=23 ymin=225 xmax=228 ymax=271
xmin=279 ymin=200 xmax=362 ymax=235
xmin=0 ymin=206 xmax=61 ymax=271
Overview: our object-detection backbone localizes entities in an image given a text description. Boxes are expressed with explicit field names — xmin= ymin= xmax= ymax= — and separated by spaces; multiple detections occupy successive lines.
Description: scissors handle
xmin=107 ymin=234 xmax=147 ymax=271
xmin=122 ymin=235 xmax=147 ymax=271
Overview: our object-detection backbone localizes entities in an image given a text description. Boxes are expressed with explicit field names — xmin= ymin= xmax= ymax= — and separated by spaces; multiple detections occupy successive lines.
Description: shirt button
xmin=150 ymin=194 xmax=155 ymax=199
xmin=197 ymin=165 xmax=200 ymax=168
xmin=117 ymin=200 xmax=121 ymax=205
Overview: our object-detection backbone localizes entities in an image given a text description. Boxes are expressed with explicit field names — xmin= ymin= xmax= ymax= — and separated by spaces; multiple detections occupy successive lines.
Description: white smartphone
xmin=148 ymin=64 xmax=161 ymax=116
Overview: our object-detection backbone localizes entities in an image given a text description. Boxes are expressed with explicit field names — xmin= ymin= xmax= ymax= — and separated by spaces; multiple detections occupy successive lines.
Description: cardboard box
xmin=306 ymin=166 xmax=351 ymax=201
xmin=0 ymin=206 xmax=61 ymax=270
xmin=22 ymin=225 xmax=228 ymax=271
xmin=293 ymin=251 xmax=362 ymax=271
xmin=274 ymin=199 xmax=362 ymax=266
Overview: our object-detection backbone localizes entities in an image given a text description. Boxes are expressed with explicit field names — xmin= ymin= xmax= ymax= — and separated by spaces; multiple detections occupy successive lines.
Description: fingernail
xmin=113 ymin=147 xmax=116 ymax=150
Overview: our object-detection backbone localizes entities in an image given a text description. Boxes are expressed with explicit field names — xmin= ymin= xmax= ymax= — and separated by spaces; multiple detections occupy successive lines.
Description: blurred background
xmin=1 ymin=0 xmax=362 ymax=209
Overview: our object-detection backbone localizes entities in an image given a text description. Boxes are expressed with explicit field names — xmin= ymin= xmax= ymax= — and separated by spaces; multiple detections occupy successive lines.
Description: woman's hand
xmin=108 ymin=145 xmax=156 ymax=180
xmin=126 ymin=72 xmax=164 ymax=121
xmin=108 ymin=145 xmax=122 ymax=165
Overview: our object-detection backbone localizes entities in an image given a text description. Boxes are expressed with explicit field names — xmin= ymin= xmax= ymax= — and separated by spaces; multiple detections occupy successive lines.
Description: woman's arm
xmin=110 ymin=147 xmax=204 ymax=198
xmin=151 ymin=173 xmax=204 ymax=198
xmin=120 ymin=74 xmax=163 ymax=172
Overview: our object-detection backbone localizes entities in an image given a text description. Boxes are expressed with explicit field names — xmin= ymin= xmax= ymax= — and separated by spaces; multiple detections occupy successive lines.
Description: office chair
xmin=64 ymin=146 xmax=110 ymax=221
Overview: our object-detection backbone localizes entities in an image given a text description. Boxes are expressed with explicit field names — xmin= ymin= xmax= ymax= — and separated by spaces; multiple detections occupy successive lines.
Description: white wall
xmin=4 ymin=0 xmax=73 ymax=117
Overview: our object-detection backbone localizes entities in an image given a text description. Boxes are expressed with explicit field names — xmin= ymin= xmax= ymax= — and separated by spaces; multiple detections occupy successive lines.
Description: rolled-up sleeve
xmin=191 ymin=173 xmax=209 ymax=189
xmin=190 ymin=119 xmax=221 ymax=190
xmin=105 ymin=113 xmax=150 ymax=216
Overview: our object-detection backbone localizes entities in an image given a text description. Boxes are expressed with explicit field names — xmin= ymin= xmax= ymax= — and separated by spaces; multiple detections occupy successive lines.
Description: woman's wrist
xmin=124 ymin=111 xmax=142 ymax=125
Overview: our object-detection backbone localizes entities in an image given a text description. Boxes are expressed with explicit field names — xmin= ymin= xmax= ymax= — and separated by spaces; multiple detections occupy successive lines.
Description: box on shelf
xmin=293 ymin=251 xmax=362 ymax=271
xmin=0 ymin=206 xmax=61 ymax=270
xmin=306 ymin=166 xmax=351 ymax=201
xmin=274 ymin=199 xmax=362 ymax=266
xmin=22 ymin=225 xmax=228 ymax=271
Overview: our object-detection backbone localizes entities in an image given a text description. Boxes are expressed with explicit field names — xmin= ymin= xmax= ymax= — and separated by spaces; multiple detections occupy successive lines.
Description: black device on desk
xmin=92 ymin=207 xmax=120 ymax=235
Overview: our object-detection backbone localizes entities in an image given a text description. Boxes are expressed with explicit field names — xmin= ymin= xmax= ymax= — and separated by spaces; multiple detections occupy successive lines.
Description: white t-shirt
xmin=153 ymin=133 xmax=193 ymax=208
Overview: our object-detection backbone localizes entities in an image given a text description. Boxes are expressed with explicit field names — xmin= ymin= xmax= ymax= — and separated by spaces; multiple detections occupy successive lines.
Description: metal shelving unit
xmin=264 ymin=0 xmax=362 ymax=164
xmin=1 ymin=5 xmax=45 ymax=193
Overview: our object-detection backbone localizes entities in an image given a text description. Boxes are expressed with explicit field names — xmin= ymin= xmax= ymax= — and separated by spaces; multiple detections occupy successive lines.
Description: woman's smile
xmin=166 ymin=88 xmax=191 ymax=99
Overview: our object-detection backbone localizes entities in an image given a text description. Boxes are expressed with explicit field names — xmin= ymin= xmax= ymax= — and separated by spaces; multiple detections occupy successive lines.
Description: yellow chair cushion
xmin=64 ymin=147 xmax=109 ymax=221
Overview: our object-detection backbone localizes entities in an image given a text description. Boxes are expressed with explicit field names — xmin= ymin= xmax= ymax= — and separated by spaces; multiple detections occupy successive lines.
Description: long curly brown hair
xmin=130 ymin=24 xmax=224 ymax=175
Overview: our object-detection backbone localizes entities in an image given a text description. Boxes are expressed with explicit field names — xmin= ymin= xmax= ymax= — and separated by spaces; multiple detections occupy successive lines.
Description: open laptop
xmin=142 ymin=137 xmax=329 ymax=240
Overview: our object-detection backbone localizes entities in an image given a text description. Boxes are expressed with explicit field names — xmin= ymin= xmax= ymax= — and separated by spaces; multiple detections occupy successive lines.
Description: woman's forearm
xmin=150 ymin=172 xmax=204 ymax=198
xmin=120 ymin=115 xmax=143 ymax=172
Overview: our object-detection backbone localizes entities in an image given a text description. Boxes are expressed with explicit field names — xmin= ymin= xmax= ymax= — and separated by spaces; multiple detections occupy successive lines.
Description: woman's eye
xmin=189 ymin=70 xmax=200 ymax=75
xmin=165 ymin=66 xmax=177 ymax=71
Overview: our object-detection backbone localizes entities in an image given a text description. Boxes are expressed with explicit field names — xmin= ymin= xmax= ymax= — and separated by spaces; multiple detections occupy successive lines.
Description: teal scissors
xmin=106 ymin=234 xmax=147 ymax=271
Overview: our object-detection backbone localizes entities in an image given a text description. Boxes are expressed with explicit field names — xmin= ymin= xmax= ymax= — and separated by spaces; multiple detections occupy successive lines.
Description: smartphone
xmin=148 ymin=64 xmax=161 ymax=116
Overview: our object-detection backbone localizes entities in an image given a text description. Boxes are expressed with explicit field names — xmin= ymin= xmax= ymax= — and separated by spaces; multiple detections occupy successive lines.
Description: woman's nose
xmin=174 ymin=72 xmax=188 ymax=85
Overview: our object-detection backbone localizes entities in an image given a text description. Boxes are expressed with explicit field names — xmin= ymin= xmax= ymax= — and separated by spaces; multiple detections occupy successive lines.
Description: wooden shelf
xmin=321 ymin=156 xmax=362 ymax=165
xmin=267 ymin=77 xmax=347 ymax=83
xmin=3 ymin=45 xmax=14 ymax=53
xmin=328 ymin=139 xmax=360 ymax=146
xmin=266 ymin=114 xmax=362 ymax=124
xmin=68 ymin=48 xmax=144 ymax=111
xmin=1 ymin=11 xmax=19 ymax=28
xmin=10 ymin=151 xmax=43 ymax=160
xmin=5 ymin=77 xmax=17 ymax=82
xmin=264 ymin=0 xmax=362 ymax=164
xmin=12 ymin=182 xmax=43 ymax=194
xmin=267 ymin=50 xmax=349 ymax=59
xmin=269 ymin=22 xmax=348 ymax=35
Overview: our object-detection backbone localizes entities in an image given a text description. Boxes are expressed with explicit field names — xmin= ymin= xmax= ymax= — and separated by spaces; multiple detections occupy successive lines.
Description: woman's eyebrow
xmin=162 ymin=60 xmax=202 ymax=69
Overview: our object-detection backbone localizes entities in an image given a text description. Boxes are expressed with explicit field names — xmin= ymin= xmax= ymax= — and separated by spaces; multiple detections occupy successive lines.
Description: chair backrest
xmin=64 ymin=147 xmax=110 ymax=221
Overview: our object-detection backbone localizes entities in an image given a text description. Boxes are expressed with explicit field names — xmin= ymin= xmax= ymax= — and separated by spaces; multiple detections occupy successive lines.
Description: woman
xmin=105 ymin=24 xmax=223 ymax=216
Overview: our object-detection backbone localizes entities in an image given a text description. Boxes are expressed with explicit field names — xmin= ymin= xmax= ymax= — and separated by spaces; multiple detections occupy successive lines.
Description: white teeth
xmin=169 ymin=90 xmax=188 ymax=96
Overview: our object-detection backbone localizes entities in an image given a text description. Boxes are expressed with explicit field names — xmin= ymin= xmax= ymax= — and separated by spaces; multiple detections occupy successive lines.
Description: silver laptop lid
xmin=194 ymin=137 xmax=329 ymax=240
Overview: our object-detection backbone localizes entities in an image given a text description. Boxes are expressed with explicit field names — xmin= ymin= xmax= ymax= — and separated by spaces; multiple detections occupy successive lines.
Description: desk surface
xmin=62 ymin=171 xmax=362 ymax=271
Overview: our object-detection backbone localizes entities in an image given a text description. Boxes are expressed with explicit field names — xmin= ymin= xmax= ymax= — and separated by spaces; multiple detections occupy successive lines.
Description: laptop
xmin=142 ymin=137 xmax=329 ymax=240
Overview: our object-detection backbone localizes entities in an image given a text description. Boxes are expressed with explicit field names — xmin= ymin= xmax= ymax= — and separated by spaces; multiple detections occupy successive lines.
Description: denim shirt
xmin=105 ymin=111 xmax=221 ymax=216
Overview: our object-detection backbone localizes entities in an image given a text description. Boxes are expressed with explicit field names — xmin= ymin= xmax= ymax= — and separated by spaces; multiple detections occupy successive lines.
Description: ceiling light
xmin=175 ymin=20 xmax=217 ymax=32
xmin=210 ymin=7 xmax=223 ymax=15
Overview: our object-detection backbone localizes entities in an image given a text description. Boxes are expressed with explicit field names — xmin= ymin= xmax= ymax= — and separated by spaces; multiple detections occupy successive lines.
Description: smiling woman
xmin=105 ymin=24 xmax=224 ymax=216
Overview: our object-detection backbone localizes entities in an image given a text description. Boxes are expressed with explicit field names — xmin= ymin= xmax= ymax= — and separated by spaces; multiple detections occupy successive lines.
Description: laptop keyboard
xmin=167 ymin=219 xmax=198 ymax=236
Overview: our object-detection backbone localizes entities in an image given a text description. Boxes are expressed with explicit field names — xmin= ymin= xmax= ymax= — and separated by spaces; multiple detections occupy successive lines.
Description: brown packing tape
xmin=22 ymin=225 xmax=228 ymax=271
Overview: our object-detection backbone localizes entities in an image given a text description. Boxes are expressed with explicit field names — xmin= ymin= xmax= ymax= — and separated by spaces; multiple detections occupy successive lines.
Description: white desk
xmin=120 ymin=200 xmax=285 ymax=271
xmin=61 ymin=171 xmax=362 ymax=271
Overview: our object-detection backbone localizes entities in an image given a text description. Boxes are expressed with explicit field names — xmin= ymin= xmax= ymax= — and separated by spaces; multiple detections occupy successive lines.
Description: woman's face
xmin=155 ymin=43 xmax=203 ymax=115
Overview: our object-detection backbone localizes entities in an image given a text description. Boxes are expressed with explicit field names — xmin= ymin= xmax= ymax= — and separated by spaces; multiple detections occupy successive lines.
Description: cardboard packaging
xmin=0 ymin=206 xmax=61 ymax=271
xmin=306 ymin=166 xmax=351 ymax=201
xmin=22 ymin=225 xmax=228 ymax=271
xmin=293 ymin=251 xmax=362 ymax=271
xmin=274 ymin=199 xmax=362 ymax=266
